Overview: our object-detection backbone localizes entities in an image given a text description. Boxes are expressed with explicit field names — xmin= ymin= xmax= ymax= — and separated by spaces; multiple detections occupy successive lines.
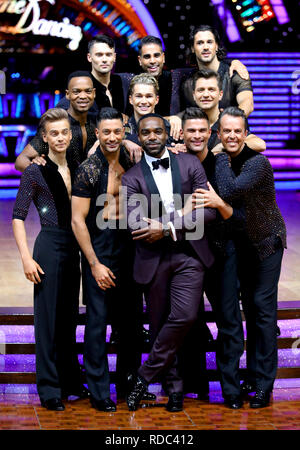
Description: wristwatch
xmin=163 ymin=224 xmax=171 ymax=238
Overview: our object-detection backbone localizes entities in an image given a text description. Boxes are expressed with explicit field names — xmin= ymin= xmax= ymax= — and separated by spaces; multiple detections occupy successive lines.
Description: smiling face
xmin=138 ymin=116 xmax=167 ymax=158
xmin=138 ymin=43 xmax=165 ymax=77
xmin=192 ymin=30 xmax=218 ymax=65
xmin=96 ymin=118 xmax=124 ymax=154
xmin=182 ymin=118 xmax=211 ymax=155
xmin=87 ymin=42 xmax=116 ymax=75
xmin=129 ymin=83 xmax=159 ymax=119
xmin=66 ymin=76 xmax=95 ymax=114
xmin=218 ymin=114 xmax=248 ymax=157
xmin=193 ymin=76 xmax=223 ymax=111
xmin=42 ymin=119 xmax=72 ymax=154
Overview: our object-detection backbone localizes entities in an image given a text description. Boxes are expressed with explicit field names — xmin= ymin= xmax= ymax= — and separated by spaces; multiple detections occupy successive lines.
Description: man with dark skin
xmin=15 ymin=72 xmax=97 ymax=172
xmin=122 ymin=114 xmax=216 ymax=412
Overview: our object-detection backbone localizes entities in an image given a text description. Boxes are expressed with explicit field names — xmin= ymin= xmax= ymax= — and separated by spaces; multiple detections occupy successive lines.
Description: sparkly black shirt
xmin=215 ymin=145 xmax=287 ymax=260
xmin=201 ymin=149 xmax=246 ymax=256
xmin=12 ymin=157 xmax=73 ymax=229
xmin=72 ymin=146 xmax=133 ymax=238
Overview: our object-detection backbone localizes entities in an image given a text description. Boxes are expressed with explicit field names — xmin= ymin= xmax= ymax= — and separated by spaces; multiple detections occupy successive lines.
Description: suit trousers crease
xmin=138 ymin=245 xmax=205 ymax=393
xmin=33 ymin=227 xmax=81 ymax=402
xmin=82 ymin=228 xmax=141 ymax=401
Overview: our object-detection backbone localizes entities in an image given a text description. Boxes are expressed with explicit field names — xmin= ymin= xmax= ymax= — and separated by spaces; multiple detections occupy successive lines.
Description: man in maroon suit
xmin=121 ymin=114 xmax=216 ymax=412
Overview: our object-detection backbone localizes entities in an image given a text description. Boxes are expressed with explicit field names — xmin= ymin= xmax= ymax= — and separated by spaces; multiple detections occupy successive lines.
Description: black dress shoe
xmin=61 ymin=385 xmax=90 ymax=400
xmin=41 ymin=398 xmax=65 ymax=411
xmin=250 ymin=390 xmax=271 ymax=408
xmin=124 ymin=373 xmax=155 ymax=401
xmin=224 ymin=395 xmax=243 ymax=409
xmin=166 ymin=392 xmax=184 ymax=412
xmin=126 ymin=375 xmax=148 ymax=411
xmin=241 ymin=381 xmax=256 ymax=397
xmin=91 ymin=397 xmax=117 ymax=412
xmin=142 ymin=391 xmax=156 ymax=401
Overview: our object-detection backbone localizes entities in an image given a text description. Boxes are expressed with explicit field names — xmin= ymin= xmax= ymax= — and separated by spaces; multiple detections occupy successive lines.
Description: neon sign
xmin=0 ymin=0 xmax=83 ymax=50
xmin=0 ymin=0 xmax=163 ymax=52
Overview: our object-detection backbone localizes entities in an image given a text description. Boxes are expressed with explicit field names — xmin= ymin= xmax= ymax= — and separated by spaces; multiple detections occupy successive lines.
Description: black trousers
xmin=33 ymin=227 xmax=82 ymax=402
xmin=238 ymin=240 xmax=284 ymax=393
xmin=207 ymin=241 xmax=243 ymax=398
xmin=82 ymin=228 xmax=140 ymax=401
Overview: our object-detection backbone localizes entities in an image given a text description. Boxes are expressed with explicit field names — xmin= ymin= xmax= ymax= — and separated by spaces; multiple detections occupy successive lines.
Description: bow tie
xmin=152 ymin=158 xmax=169 ymax=170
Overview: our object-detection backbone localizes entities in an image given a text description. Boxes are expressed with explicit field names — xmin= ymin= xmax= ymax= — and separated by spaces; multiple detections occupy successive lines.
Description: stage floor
xmin=0 ymin=383 xmax=300 ymax=430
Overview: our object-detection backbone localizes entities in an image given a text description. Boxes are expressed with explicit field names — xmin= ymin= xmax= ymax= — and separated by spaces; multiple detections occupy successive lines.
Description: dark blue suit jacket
xmin=122 ymin=150 xmax=216 ymax=284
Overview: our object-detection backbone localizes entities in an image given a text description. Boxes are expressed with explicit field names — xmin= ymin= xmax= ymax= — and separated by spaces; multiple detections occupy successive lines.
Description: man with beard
xmin=122 ymin=113 xmax=216 ymax=412
xmin=178 ymin=25 xmax=253 ymax=117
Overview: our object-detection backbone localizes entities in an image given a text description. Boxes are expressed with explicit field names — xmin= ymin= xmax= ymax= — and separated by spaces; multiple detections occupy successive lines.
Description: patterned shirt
xmin=12 ymin=157 xmax=73 ymax=229
xmin=72 ymin=146 xmax=133 ymax=237
xmin=215 ymin=145 xmax=287 ymax=260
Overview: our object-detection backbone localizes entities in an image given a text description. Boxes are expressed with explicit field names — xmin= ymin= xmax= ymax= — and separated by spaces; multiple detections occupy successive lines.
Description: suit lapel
xmin=140 ymin=155 xmax=167 ymax=216
xmin=169 ymin=151 xmax=182 ymax=197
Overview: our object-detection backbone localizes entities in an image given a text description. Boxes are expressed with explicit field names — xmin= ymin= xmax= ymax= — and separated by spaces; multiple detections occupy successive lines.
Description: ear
xmin=155 ymin=95 xmax=159 ymax=106
xmin=219 ymin=89 xmax=223 ymax=101
xmin=87 ymin=53 xmax=92 ymax=63
xmin=65 ymin=89 xmax=70 ymax=100
xmin=42 ymin=132 xmax=47 ymax=143
xmin=129 ymin=95 xmax=133 ymax=106
xmin=138 ymin=55 xmax=142 ymax=67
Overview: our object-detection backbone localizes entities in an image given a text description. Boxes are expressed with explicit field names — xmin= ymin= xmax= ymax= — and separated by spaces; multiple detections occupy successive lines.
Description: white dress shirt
xmin=144 ymin=149 xmax=177 ymax=240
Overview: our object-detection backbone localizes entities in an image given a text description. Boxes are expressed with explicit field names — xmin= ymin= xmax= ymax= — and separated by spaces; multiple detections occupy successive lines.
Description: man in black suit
xmin=122 ymin=113 xmax=216 ymax=411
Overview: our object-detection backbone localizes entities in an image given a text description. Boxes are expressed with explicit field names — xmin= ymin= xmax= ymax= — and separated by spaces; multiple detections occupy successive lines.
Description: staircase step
xmin=0 ymin=337 xmax=296 ymax=355
xmin=0 ymin=304 xmax=299 ymax=325
xmin=1 ymin=367 xmax=299 ymax=384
